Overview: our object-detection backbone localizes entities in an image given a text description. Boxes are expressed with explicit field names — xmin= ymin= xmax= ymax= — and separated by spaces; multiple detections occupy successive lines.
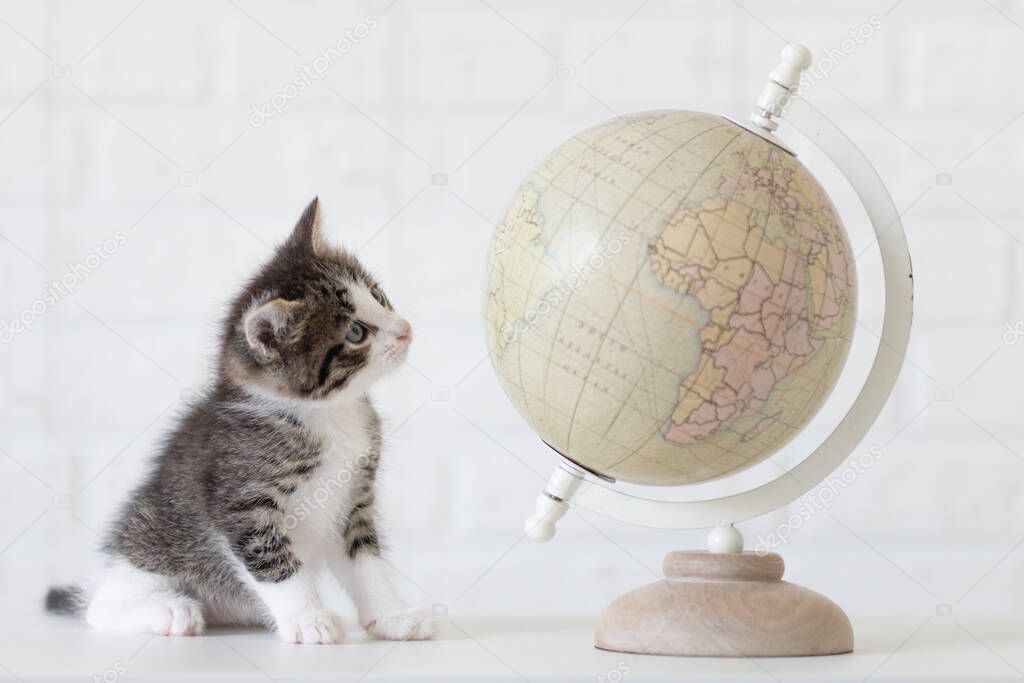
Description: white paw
xmin=276 ymin=610 xmax=345 ymax=645
xmin=366 ymin=606 xmax=434 ymax=641
xmin=160 ymin=598 xmax=206 ymax=636
xmin=87 ymin=595 xmax=205 ymax=637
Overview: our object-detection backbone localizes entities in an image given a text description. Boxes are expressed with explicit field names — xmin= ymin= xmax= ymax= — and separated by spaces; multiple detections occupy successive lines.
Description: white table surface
xmin=3 ymin=614 xmax=1022 ymax=682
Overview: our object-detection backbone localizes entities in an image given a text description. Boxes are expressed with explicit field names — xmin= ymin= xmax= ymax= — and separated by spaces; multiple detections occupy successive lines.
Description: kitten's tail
xmin=45 ymin=585 xmax=85 ymax=617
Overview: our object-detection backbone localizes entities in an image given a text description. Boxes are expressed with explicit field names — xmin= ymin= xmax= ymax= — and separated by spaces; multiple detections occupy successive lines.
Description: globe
xmin=484 ymin=109 xmax=857 ymax=487
xmin=487 ymin=45 xmax=913 ymax=659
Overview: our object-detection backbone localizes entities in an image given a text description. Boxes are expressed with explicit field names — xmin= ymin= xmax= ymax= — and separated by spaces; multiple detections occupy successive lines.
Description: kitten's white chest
xmin=286 ymin=399 xmax=372 ymax=554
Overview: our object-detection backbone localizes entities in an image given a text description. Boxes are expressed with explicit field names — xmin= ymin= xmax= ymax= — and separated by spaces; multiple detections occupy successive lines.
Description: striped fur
xmin=343 ymin=408 xmax=382 ymax=559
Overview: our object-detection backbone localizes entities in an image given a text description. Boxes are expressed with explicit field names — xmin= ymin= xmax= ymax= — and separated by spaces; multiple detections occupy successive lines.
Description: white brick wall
xmin=1 ymin=0 xmax=1022 ymax=625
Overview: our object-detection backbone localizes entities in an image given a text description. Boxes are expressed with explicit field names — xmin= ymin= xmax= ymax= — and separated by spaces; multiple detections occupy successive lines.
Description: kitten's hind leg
xmin=86 ymin=560 xmax=205 ymax=636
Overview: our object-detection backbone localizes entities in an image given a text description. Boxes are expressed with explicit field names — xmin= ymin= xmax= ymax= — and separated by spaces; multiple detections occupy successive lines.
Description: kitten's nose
xmin=394 ymin=319 xmax=412 ymax=342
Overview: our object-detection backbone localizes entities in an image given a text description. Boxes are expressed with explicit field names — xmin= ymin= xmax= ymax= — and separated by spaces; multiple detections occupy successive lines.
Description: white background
xmin=0 ymin=0 xmax=1021 ymax=661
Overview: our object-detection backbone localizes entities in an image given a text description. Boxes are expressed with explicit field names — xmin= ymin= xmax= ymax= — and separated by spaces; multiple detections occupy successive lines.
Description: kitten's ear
xmin=288 ymin=197 xmax=328 ymax=256
xmin=243 ymin=298 xmax=303 ymax=362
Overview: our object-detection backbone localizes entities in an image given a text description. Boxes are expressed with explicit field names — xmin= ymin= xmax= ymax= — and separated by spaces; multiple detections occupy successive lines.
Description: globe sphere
xmin=484 ymin=110 xmax=856 ymax=486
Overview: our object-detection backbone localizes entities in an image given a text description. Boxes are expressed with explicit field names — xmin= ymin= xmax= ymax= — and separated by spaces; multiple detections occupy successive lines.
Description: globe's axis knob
xmin=751 ymin=42 xmax=812 ymax=132
xmin=524 ymin=460 xmax=586 ymax=542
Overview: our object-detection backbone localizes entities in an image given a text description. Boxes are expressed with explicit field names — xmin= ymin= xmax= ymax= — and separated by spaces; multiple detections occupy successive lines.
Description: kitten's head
xmin=222 ymin=198 xmax=411 ymax=402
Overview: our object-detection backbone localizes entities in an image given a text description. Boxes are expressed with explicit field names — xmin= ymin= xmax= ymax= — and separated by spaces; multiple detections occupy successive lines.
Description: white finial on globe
xmin=524 ymin=500 xmax=562 ymax=542
xmin=524 ymin=461 xmax=585 ymax=542
xmin=751 ymin=42 xmax=813 ymax=133
xmin=775 ymin=43 xmax=812 ymax=85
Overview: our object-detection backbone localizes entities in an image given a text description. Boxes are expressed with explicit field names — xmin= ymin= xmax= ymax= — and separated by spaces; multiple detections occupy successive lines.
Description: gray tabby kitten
xmin=46 ymin=198 xmax=433 ymax=644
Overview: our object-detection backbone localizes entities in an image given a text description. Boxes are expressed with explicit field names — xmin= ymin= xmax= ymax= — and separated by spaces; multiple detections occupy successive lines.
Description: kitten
xmin=45 ymin=198 xmax=433 ymax=644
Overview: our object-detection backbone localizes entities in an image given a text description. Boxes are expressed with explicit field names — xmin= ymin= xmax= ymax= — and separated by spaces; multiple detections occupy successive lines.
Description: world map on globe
xmin=485 ymin=110 xmax=856 ymax=486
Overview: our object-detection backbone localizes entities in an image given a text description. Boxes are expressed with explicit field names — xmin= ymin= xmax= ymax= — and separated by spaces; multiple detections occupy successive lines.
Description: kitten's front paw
xmin=366 ymin=606 xmax=434 ymax=641
xmin=276 ymin=610 xmax=345 ymax=644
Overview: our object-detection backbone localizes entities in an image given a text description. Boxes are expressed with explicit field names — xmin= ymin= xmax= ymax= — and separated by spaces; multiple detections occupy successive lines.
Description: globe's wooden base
xmin=595 ymin=551 xmax=853 ymax=657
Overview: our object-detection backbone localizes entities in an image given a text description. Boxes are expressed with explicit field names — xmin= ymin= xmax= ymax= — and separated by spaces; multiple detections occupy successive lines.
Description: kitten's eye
xmin=345 ymin=321 xmax=368 ymax=344
xmin=371 ymin=285 xmax=389 ymax=308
